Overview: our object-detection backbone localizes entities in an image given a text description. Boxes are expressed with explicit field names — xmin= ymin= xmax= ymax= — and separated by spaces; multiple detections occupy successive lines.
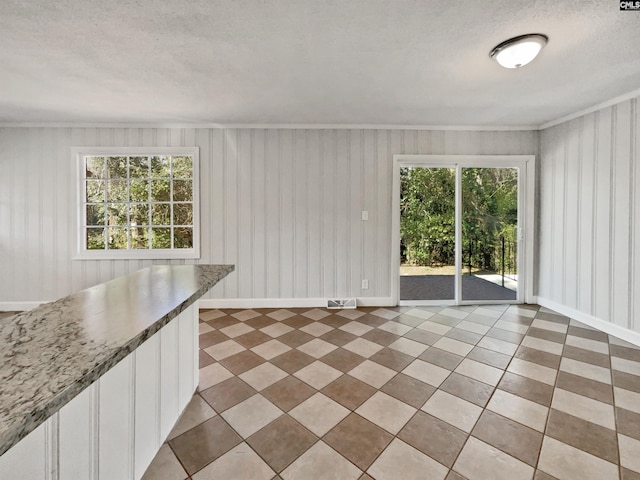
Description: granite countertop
xmin=0 ymin=264 xmax=234 ymax=457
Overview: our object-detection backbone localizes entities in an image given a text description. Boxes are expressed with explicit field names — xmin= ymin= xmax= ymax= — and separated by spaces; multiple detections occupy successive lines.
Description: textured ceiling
xmin=1 ymin=0 xmax=639 ymax=127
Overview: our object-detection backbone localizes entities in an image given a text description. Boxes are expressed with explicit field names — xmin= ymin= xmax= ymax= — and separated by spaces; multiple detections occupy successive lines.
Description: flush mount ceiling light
xmin=490 ymin=34 xmax=548 ymax=69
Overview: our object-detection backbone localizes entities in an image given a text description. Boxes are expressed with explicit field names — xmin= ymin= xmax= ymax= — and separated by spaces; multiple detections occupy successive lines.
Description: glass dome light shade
xmin=490 ymin=34 xmax=548 ymax=69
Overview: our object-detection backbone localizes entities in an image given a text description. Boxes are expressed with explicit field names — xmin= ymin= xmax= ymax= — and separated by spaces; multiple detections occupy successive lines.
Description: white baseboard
xmin=536 ymin=297 xmax=640 ymax=348
xmin=198 ymin=297 xmax=395 ymax=309
xmin=0 ymin=301 xmax=43 ymax=312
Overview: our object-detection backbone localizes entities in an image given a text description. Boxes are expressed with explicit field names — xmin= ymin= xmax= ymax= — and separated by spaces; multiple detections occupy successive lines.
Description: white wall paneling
xmin=0 ymin=127 xmax=537 ymax=305
xmin=0 ymin=307 xmax=197 ymax=480
xmin=538 ymin=95 xmax=640 ymax=336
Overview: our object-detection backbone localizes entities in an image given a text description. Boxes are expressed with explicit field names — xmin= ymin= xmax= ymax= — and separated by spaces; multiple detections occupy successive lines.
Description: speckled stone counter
xmin=0 ymin=264 xmax=233 ymax=457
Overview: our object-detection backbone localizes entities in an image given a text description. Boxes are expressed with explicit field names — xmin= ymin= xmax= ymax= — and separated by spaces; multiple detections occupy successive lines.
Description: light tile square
xmin=199 ymin=322 xmax=215 ymax=335
xmin=370 ymin=308 xmax=401 ymax=320
xmin=348 ymin=360 xmax=397 ymax=388
xmin=204 ymin=339 xmax=246 ymax=360
xmin=402 ymin=359 xmax=451 ymax=387
xmin=192 ymin=442 xmax=275 ymax=480
xmin=405 ymin=308 xmax=436 ymax=320
xmin=477 ymin=336 xmax=519 ymax=356
xmin=473 ymin=307 xmax=503 ymax=319
xmin=417 ymin=321 xmax=451 ymax=335
xmin=538 ymin=435 xmax=619 ymax=480
xmin=339 ymin=321 xmax=374 ymax=336
xmin=301 ymin=308 xmax=331 ymax=320
xmin=260 ymin=322 xmax=294 ymax=338
xmin=200 ymin=309 xmax=226 ymax=321
xmin=297 ymin=338 xmax=338 ymax=358
xmin=250 ymin=339 xmax=291 ymax=360
xmin=454 ymin=358 xmax=504 ymax=386
xmin=336 ymin=309 xmax=366 ymax=319
xmin=168 ymin=395 xmax=217 ymax=440
xmin=220 ymin=322 xmax=254 ymax=338
xmin=611 ymin=356 xmax=640 ymax=376
xmin=267 ymin=309 xmax=296 ymax=321
xmin=239 ymin=363 xmax=288 ymax=391
xmin=142 ymin=444 xmax=188 ymax=480
xmin=289 ymin=393 xmax=350 ymax=436
xmin=531 ymin=319 xmax=568 ymax=333
xmin=507 ymin=306 xmax=537 ymax=318
xmin=294 ymin=361 xmax=343 ymax=389
xmin=494 ymin=319 xmax=529 ymax=334
xmin=300 ymin=322 xmax=334 ymax=337
xmin=280 ymin=441 xmax=361 ymax=480
xmin=456 ymin=320 xmax=491 ymax=335
xmin=551 ymin=388 xmax=615 ymax=430
xmin=432 ymin=337 xmax=474 ymax=356
xmin=378 ymin=321 xmax=413 ymax=335
xmin=559 ymin=357 xmax=611 ymax=384
xmin=508 ymin=358 xmax=557 ymax=386
xmin=487 ymin=389 xmax=548 ymax=432
xmin=619 ymin=433 xmax=640 ymax=473
xmin=221 ymin=394 xmax=283 ymax=437
xmin=368 ymin=438 xmax=448 ymax=480
xmin=615 ymin=386 xmax=640 ymax=414
xmin=453 ymin=436 xmax=534 ymax=480
xmin=565 ymin=335 xmax=609 ymax=355
xmin=356 ymin=391 xmax=417 ymax=434
xmin=440 ymin=308 xmax=469 ymax=319
xmin=199 ymin=363 xmax=234 ymax=390
xmin=343 ymin=337 xmax=384 ymax=357
xmin=232 ymin=310 xmax=261 ymax=321
xmin=421 ymin=390 xmax=482 ymax=432
xmin=388 ymin=338 xmax=429 ymax=357
xmin=520 ymin=336 xmax=563 ymax=355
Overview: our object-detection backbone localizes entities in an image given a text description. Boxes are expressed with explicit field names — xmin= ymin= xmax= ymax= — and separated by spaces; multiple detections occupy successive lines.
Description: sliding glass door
xmin=395 ymin=157 xmax=528 ymax=305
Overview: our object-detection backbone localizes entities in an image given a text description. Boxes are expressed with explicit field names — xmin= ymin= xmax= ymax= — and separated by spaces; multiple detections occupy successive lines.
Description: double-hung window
xmin=75 ymin=147 xmax=200 ymax=259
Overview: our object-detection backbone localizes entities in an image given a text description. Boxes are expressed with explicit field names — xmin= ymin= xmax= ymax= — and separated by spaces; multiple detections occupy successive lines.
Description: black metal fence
xmin=465 ymin=236 xmax=517 ymax=287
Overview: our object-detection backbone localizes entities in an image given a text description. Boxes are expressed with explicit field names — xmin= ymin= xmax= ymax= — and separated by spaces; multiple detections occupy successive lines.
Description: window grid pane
xmin=82 ymin=154 xmax=194 ymax=252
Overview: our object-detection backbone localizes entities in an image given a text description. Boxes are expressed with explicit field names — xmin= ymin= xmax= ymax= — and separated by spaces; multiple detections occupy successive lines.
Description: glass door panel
xmin=400 ymin=167 xmax=456 ymax=301
xmin=461 ymin=167 xmax=518 ymax=301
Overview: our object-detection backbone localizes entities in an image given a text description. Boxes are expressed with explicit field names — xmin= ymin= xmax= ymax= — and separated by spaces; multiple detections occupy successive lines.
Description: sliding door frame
xmin=391 ymin=154 xmax=536 ymax=306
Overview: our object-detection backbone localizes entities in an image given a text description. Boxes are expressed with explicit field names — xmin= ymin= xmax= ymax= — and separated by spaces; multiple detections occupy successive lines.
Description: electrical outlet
xmin=361 ymin=210 xmax=369 ymax=221
xmin=362 ymin=279 xmax=369 ymax=289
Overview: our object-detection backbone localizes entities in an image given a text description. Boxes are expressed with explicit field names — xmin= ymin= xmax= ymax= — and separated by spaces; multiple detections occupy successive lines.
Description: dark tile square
xmin=404 ymin=328 xmax=441 ymax=346
xmin=526 ymin=327 xmax=566 ymax=344
xmin=472 ymin=409 xmax=543 ymax=467
xmin=611 ymin=344 xmax=640 ymax=363
xmin=325 ymin=413 xmax=393 ymax=470
xmin=485 ymin=327 xmax=525 ymax=344
xmin=247 ymin=415 xmax=317 ymax=472
xmin=515 ymin=346 xmax=561 ymax=369
xmin=467 ymin=346 xmax=511 ymax=369
xmin=169 ymin=416 xmax=241 ymax=474
xmin=446 ymin=328 xmax=483 ymax=345
xmin=568 ymin=325 xmax=609 ymax=343
xmin=321 ymin=348 xmax=366 ymax=373
xmin=546 ymin=409 xmax=618 ymax=463
xmin=418 ymin=347 xmax=463 ymax=370
xmin=244 ymin=316 xmax=277 ymax=330
xmin=199 ymin=377 xmax=256 ymax=412
xmin=613 ymin=371 xmax=640 ymax=393
xmin=270 ymin=349 xmax=316 ymax=374
xmin=556 ymin=371 xmax=613 ymax=404
xmin=199 ymin=350 xmax=216 ymax=368
xmin=381 ymin=373 xmax=436 ymax=408
xmin=617 ymin=407 xmax=640 ymax=441
xmin=318 ymin=315 xmax=350 ymax=328
xmin=440 ymin=372 xmax=494 ymax=407
xmin=320 ymin=329 xmax=358 ymax=347
xmin=262 ymin=376 xmax=316 ymax=411
xmin=321 ymin=374 xmax=377 ymax=410
xmin=498 ymin=372 xmax=554 ymax=406
xmin=199 ymin=330 xmax=230 ymax=349
xmin=219 ymin=350 xmax=266 ymax=375
xmin=206 ymin=316 xmax=239 ymax=329
xmin=398 ymin=411 xmax=467 ymax=467
xmin=234 ymin=329 xmax=272 ymax=348
xmin=369 ymin=347 xmax=414 ymax=371
xmin=356 ymin=314 xmax=390 ymax=328
xmin=282 ymin=315 xmax=314 ymax=329
xmin=278 ymin=330 xmax=315 ymax=348
xmin=362 ymin=328 xmax=401 ymax=346
xmin=562 ymin=345 xmax=610 ymax=368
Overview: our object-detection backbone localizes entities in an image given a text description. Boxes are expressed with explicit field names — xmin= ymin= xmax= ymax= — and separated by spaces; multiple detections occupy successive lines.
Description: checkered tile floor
xmin=142 ymin=305 xmax=640 ymax=480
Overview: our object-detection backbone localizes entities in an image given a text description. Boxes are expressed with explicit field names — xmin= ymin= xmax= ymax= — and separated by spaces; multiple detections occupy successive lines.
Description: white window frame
xmin=74 ymin=146 xmax=200 ymax=260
